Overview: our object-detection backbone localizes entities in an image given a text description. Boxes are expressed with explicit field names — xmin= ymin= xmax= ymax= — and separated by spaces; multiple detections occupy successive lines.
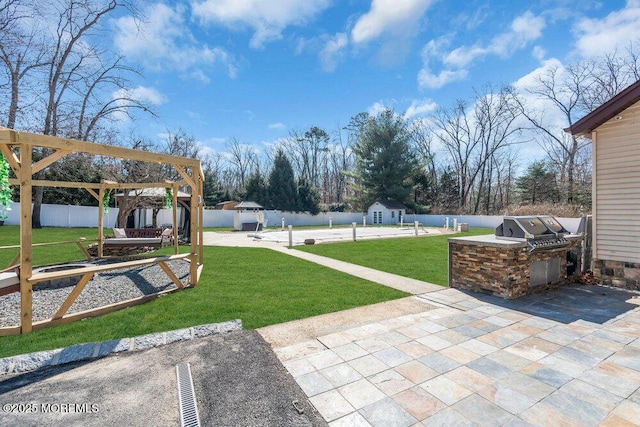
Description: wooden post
xmin=172 ymin=184 xmax=178 ymax=255
xmin=189 ymin=173 xmax=198 ymax=287
xmin=198 ymin=176 xmax=204 ymax=265
xmin=98 ymin=187 xmax=104 ymax=258
xmin=19 ymin=143 xmax=33 ymax=333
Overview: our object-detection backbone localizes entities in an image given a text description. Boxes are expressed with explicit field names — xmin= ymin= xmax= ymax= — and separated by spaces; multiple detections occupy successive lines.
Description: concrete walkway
xmin=205 ymin=231 xmax=640 ymax=426
xmin=203 ymin=230 xmax=442 ymax=294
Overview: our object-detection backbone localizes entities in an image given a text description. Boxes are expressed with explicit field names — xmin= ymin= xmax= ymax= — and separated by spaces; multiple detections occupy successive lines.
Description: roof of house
xmin=565 ymin=79 xmax=640 ymax=137
xmin=370 ymin=199 xmax=407 ymax=210
xmin=235 ymin=201 xmax=264 ymax=210
xmin=215 ymin=201 xmax=238 ymax=207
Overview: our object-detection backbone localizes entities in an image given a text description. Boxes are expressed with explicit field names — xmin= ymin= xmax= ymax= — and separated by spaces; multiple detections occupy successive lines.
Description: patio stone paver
xmin=419 ymin=375 xmax=473 ymax=405
xmin=477 ymin=382 xmax=537 ymax=414
xmin=338 ymin=378 xmax=386 ymax=409
xmin=369 ymin=369 xmax=413 ymax=395
xmin=560 ymin=379 xmax=624 ymax=412
xmin=418 ymin=352 xmax=461 ymax=374
xmin=328 ymin=412 xmax=371 ymax=427
xmin=359 ymin=397 xmax=417 ymax=427
xmin=372 ymin=347 xmax=413 ymax=367
xmin=348 ymin=354 xmax=389 ymax=377
xmin=309 ymin=389 xmax=354 ymax=422
xmin=319 ymin=362 xmax=363 ymax=388
xmin=395 ymin=340 xmax=433 ymax=358
xmin=392 ymin=386 xmax=445 ymax=420
xmin=331 ymin=342 xmax=369 ymax=361
xmin=451 ymin=394 xmax=514 ymax=427
xmin=393 ymin=360 xmax=439 ymax=384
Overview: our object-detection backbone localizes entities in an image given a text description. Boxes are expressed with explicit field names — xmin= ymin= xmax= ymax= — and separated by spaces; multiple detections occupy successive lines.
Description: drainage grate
xmin=176 ymin=363 xmax=201 ymax=427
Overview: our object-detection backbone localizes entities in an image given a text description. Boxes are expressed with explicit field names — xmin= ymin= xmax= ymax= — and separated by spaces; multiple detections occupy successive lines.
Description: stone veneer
xmin=449 ymin=234 xmax=582 ymax=300
xmin=593 ymin=259 xmax=640 ymax=290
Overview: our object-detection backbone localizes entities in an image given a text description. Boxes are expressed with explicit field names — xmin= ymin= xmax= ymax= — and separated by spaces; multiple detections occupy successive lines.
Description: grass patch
xmin=295 ymin=228 xmax=493 ymax=286
xmin=0 ymin=226 xmax=100 ymax=267
xmin=0 ymin=245 xmax=407 ymax=358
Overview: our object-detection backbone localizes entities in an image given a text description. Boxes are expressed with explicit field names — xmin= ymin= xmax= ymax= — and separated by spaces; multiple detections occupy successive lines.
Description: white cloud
xmin=418 ymin=11 xmax=545 ymax=90
xmin=351 ymin=0 xmax=434 ymax=45
xmin=319 ymin=33 xmax=348 ymax=72
xmin=115 ymin=86 xmax=166 ymax=106
xmin=367 ymin=101 xmax=388 ymax=116
xmin=532 ymin=45 xmax=546 ymax=61
xmin=191 ymin=0 xmax=331 ymax=49
xmin=443 ymin=11 xmax=545 ymax=67
xmin=113 ymin=3 xmax=238 ymax=78
xmin=268 ymin=122 xmax=286 ymax=130
xmin=111 ymin=86 xmax=166 ymax=122
xmin=404 ymin=99 xmax=437 ymax=119
xmin=573 ymin=1 xmax=640 ymax=57
xmin=418 ymin=68 xmax=468 ymax=89
xmin=350 ymin=0 xmax=435 ymax=64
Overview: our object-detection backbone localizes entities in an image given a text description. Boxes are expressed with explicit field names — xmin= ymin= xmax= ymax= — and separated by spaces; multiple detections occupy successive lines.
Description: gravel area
xmin=0 ymin=259 xmax=190 ymax=328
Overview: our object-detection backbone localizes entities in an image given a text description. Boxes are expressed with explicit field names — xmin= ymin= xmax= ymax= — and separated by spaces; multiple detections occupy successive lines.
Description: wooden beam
xmin=0 ymin=128 xmax=201 ymax=169
xmin=2 ymin=238 xmax=97 ymax=250
xmin=31 ymin=149 xmax=71 ymax=174
xmin=0 ymin=144 xmax=20 ymax=174
xmin=52 ymin=273 xmax=94 ymax=319
xmin=19 ymin=143 xmax=33 ymax=333
xmin=0 ymin=326 xmax=22 ymax=337
xmin=86 ymin=188 xmax=99 ymax=201
xmin=75 ymin=240 xmax=92 ymax=260
xmin=158 ymin=261 xmax=184 ymax=289
xmin=173 ymin=164 xmax=196 ymax=188
xmin=28 ymin=253 xmax=190 ymax=284
xmin=32 ymin=288 xmax=179 ymax=330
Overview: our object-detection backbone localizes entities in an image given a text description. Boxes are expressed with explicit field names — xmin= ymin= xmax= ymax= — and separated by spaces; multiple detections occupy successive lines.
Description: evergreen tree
xmin=351 ymin=109 xmax=418 ymax=207
xmin=516 ymin=161 xmax=559 ymax=205
xmin=437 ymin=168 xmax=460 ymax=214
xmin=203 ymin=168 xmax=226 ymax=207
xmin=297 ymin=177 xmax=320 ymax=214
xmin=268 ymin=150 xmax=298 ymax=211
xmin=244 ymin=171 xmax=270 ymax=207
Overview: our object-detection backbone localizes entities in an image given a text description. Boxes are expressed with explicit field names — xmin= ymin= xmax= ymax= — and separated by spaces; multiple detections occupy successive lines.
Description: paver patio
xmin=266 ymin=285 xmax=640 ymax=426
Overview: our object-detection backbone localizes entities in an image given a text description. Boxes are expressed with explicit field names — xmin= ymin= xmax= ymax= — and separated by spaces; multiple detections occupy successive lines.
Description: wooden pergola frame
xmin=0 ymin=127 xmax=205 ymax=335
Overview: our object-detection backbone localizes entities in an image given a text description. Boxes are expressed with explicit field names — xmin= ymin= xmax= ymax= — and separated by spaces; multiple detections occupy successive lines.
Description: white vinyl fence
xmin=0 ymin=202 xmax=583 ymax=234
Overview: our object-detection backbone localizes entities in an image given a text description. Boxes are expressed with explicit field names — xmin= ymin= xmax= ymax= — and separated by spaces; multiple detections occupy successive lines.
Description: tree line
xmin=2 ymin=1 xmax=639 ymax=222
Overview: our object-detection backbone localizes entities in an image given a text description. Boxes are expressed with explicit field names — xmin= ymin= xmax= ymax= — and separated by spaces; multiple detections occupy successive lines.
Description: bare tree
xmin=433 ymin=85 xmax=523 ymax=213
xmin=517 ymin=62 xmax=593 ymax=204
xmin=0 ymin=0 xmax=146 ymax=227
xmin=225 ymin=137 xmax=258 ymax=191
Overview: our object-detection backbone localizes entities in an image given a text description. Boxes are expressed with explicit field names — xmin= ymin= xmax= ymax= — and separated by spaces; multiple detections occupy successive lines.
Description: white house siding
xmin=593 ymin=102 xmax=640 ymax=264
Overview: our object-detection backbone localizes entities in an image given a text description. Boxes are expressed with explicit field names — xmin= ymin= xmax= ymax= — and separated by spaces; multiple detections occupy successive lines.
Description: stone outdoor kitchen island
xmin=448 ymin=233 xmax=583 ymax=300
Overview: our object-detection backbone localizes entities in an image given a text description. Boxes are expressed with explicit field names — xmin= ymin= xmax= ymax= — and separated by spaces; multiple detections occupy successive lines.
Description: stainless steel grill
xmin=495 ymin=215 xmax=570 ymax=252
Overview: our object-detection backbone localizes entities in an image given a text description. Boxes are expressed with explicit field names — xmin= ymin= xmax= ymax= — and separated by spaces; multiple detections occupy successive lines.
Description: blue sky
xmin=111 ymin=0 xmax=640 ymax=157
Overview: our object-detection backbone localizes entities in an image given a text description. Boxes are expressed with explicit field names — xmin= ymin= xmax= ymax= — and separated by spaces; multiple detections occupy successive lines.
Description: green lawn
xmin=0 ymin=241 xmax=407 ymax=358
xmin=295 ymin=228 xmax=493 ymax=286
xmin=1 ymin=226 xmax=101 ymax=267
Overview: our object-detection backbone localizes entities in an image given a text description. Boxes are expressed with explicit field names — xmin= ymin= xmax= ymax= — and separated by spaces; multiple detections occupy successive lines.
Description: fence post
xmin=288 ymin=225 xmax=293 ymax=247
xmin=281 ymin=217 xmax=285 ymax=231
xmin=414 ymin=221 xmax=419 ymax=236
xmin=329 ymin=217 xmax=332 ymax=229
xmin=352 ymin=222 xmax=357 ymax=241
xmin=363 ymin=216 xmax=366 ymax=227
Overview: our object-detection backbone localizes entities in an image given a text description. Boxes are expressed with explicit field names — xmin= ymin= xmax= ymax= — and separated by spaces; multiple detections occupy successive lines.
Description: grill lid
xmin=495 ymin=215 xmax=568 ymax=240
